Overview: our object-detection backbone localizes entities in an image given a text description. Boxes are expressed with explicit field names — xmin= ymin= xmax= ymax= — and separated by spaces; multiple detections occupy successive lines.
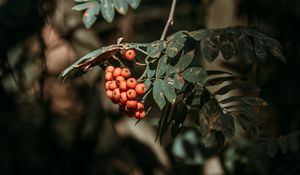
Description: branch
xmin=160 ymin=0 xmax=177 ymax=41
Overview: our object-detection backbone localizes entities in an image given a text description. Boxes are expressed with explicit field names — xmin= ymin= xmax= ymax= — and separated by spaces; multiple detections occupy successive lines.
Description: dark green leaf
xmin=238 ymin=34 xmax=254 ymax=66
xmin=100 ymin=0 xmax=115 ymax=23
xmin=113 ymin=0 xmax=128 ymax=15
xmin=166 ymin=34 xmax=187 ymax=58
xmin=153 ymin=79 xmax=166 ymax=109
xmin=175 ymin=50 xmax=195 ymax=72
xmin=144 ymin=79 xmax=152 ymax=90
xmin=173 ymin=73 xmax=185 ymax=90
xmin=200 ymin=31 xmax=219 ymax=62
xmin=221 ymin=113 xmax=235 ymax=139
xmin=188 ymin=29 xmax=208 ymax=41
xmin=167 ymin=31 xmax=187 ymax=41
xmin=162 ymin=77 xmax=176 ymax=104
xmin=156 ymin=55 xmax=168 ymax=78
xmin=83 ymin=2 xmax=100 ymax=28
xmin=146 ymin=64 xmax=155 ymax=78
xmin=146 ymin=41 xmax=166 ymax=58
xmin=254 ymin=38 xmax=268 ymax=62
xmin=126 ymin=0 xmax=141 ymax=9
xmin=171 ymin=104 xmax=188 ymax=137
xmin=166 ymin=64 xmax=176 ymax=76
xmin=267 ymin=139 xmax=278 ymax=158
xmin=72 ymin=2 xmax=96 ymax=11
xmin=264 ymin=38 xmax=287 ymax=63
xmin=219 ymin=32 xmax=237 ymax=60
xmin=182 ymin=67 xmax=207 ymax=83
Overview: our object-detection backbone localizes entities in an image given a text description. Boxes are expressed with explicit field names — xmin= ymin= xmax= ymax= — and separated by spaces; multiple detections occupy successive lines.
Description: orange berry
xmin=119 ymin=80 xmax=127 ymax=91
xmin=121 ymin=68 xmax=131 ymax=78
xmin=105 ymin=72 xmax=114 ymax=81
xmin=113 ymin=67 xmax=122 ymax=77
xmin=105 ymin=66 xmax=115 ymax=73
xmin=135 ymin=111 xmax=140 ymax=118
xmin=135 ymin=83 xmax=146 ymax=95
xmin=105 ymin=81 xmax=111 ymax=90
xmin=109 ymin=81 xmax=117 ymax=90
xmin=119 ymin=92 xmax=128 ymax=104
xmin=139 ymin=111 xmax=146 ymax=119
xmin=136 ymin=102 xmax=144 ymax=111
xmin=112 ymin=88 xmax=120 ymax=101
xmin=126 ymin=89 xmax=137 ymax=99
xmin=106 ymin=90 xmax=113 ymax=99
xmin=124 ymin=50 xmax=136 ymax=60
xmin=126 ymin=100 xmax=137 ymax=109
xmin=127 ymin=78 xmax=137 ymax=89
xmin=115 ymin=76 xmax=125 ymax=86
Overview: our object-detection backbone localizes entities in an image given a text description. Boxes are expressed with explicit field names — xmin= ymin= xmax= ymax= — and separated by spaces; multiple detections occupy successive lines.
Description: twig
xmin=160 ymin=0 xmax=177 ymax=41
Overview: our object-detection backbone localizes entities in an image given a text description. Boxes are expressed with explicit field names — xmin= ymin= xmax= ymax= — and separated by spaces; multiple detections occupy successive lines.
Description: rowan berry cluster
xmin=104 ymin=50 xmax=147 ymax=119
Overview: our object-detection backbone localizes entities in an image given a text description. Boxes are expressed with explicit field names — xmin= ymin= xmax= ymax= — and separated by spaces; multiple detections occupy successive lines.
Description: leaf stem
xmin=160 ymin=0 xmax=177 ymax=41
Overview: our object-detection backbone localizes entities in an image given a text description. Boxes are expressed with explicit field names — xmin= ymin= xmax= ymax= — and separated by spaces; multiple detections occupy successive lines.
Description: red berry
xmin=113 ymin=67 xmax=122 ymax=77
xmin=106 ymin=90 xmax=113 ymax=99
xmin=136 ymin=102 xmax=144 ymax=111
xmin=109 ymin=81 xmax=117 ymax=90
xmin=115 ymin=76 xmax=125 ymax=86
xmin=139 ymin=111 xmax=146 ymax=119
xmin=112 ymin=88 xmax=120 ymax=101
xmin=119 ymin=92 xmax=128 ymax=104
xmin=119 ymin=80 xmax=127 ymax=91
xmin=121 ymin=68 xmax=131 ymax=78
xmin=135 ymin=83 xmax=146 ymax=95
xmin=124 ymin=50 xmax=136 ymax=60
xmin=126 ymin=100 xmax=137 ymax=109
xmin=105 ymin=81 xmax=111 ymax=90
xmin=105 ymin=72 xmax=114 ymax=81
xmin=105 ymin=66 xmax=115 ymax=73
xmin=126 ymin=89 xmax=137 ymax=99
xmin=127 ymin=78 xmax=137 ymax=89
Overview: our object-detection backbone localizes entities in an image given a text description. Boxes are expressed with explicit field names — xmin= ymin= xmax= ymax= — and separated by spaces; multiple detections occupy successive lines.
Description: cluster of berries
xmin=104 ymin=50 xmax=147 ymax=119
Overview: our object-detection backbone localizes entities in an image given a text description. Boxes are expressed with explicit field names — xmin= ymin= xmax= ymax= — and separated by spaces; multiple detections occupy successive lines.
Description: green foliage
xmin=59 ymin=26 xmax=286 ymax=146
xmin=72 ymin=0 xmax=141 ymax=28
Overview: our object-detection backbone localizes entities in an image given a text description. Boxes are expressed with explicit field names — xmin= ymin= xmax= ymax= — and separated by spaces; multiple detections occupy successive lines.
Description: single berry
xmin=105 ymin=72 xmax=114 ymax=81
xmin=127 ymin=78 xmax=137 ymax=89
xmin=136 ymin=102 xmax=144 ymax=111
xmin=119 ymin=92 xmax=128 ymax=104
xmin=105 ymin=81 xmax=111 ymax=90
xmin=126 ymin=100 xmax=137 ymax=109
xmin=126 ymin=89 xmax=137 ymax=99
xmin=121 ymin=68 xmax=131 ymax=78
xmin=106 ymin=90 xmax=113 ymax=99
xmin=112 ymin=88 xmax=121 ymax=101
xmin=109 ymin=81 xmax=117 ymax=90
xmin=115 ymin=76 xmax=125 ymax=86
xmin=135 ymin=111 xmax=140 ymax=119
xmin=105 ymin=66 xmax=115 ymax=73
xmin=119 ymin=80 xmax=127 ymax=91
xmin=124 ymin=49 xmax=136 ymax=60
xmin=139 ymin=111 xmax=146 ymax=119
xmin=135 ymin=83 xmax=146 ymax=95
xmin=113 ymin=67 xmax=122 ymax=77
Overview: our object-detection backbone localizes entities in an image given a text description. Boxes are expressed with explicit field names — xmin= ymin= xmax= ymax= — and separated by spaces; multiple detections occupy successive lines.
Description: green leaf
xmin=264 ymin=38 xmax=287 ymax=63
xmin=219 ymin=32 xmax=237 ymax=60
xmin=166 ymin=64 xmax=176 ymax=76
xmin=238 ymin=34 xmax=254 ymax=66
xmin=182 ymin=67 xmax=207 ymax=83
xmin=83 ymin=2 xmax=100 ymax=28
xmin=156 ymin=55 xmax=168 ymax=78
xmin=144 ymin=79 xmax=152 ymax=90
xmin=72 ymin=2 xmax=96 ymax=11
xmin=173 ymin=73 xmax=185 ymax=90
xmin=254 ymin=38 xmax=268 ymax=62
xmin=200 ymin=31 xmax=220 ymax=62
xmin=175 ymin=50 xmax=195 ymax=72
xmin=221 ymin=113 xmax=235 ymax=139
xmin=162 ymin=77 xmax=176 ymax=104
xmin=166 ymin=33 xmax=187 ymax=58
xmin=188 ymin=29 xmax=208 ymax=41
xmin=100 ymin=0 xmax=115 ymax=23
xmin=146 ymin=64 xmax=155 ymax=78
xmin=126 ymin=0 xmax=141 ymax=9
xmin=146 ymin=41 xmax=166 ymax=58
xmin=153 ymin=79 xmax=166 ymax=109
xmin=113 ymin=0 xmax=128 ymax=15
